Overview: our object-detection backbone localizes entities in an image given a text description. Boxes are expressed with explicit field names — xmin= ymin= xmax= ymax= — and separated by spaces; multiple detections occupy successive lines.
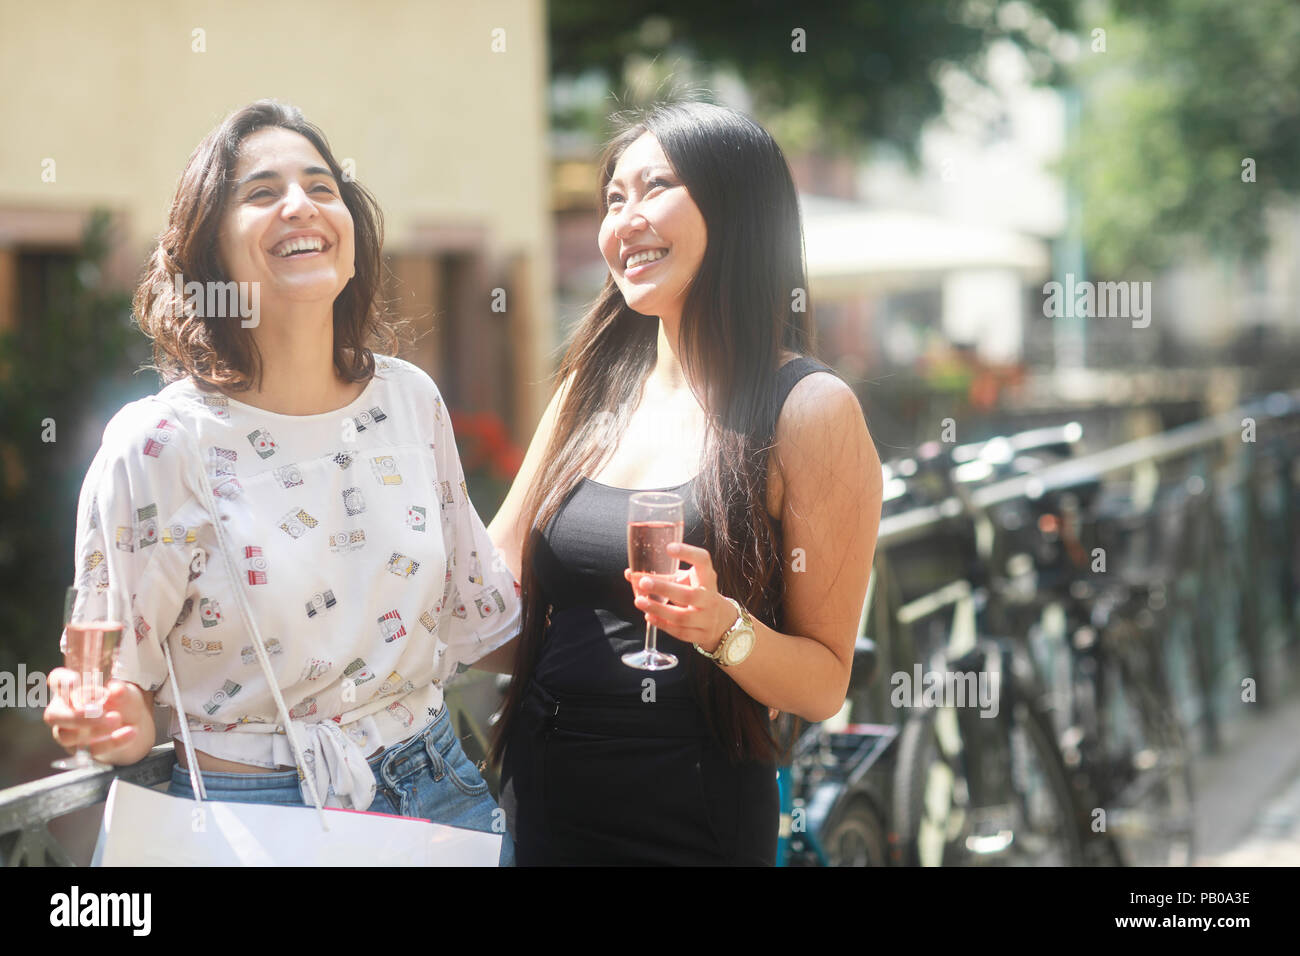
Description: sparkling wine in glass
xmin=623 ymin=491 xmax=684 ymax=670
xmin=52 ymin=586 xmax=125 ymax=771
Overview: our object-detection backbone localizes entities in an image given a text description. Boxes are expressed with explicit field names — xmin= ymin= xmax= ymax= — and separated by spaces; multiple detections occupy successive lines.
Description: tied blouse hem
xmin=172 ymin=679 xmax=449 ymax=808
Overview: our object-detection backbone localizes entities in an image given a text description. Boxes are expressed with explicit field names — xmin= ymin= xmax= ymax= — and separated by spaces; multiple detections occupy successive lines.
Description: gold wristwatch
xmin=696 ymin=597 xmax=757 ymax=667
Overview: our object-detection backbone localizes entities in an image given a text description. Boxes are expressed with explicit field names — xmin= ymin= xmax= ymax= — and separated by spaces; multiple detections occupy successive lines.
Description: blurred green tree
xmin=1064 ymin=0 xmax=1300 ymax=274
xmin=553 ymin=0 xmax=1300 ymax=279
xmin=0 ymin=211 xmax=152 ymax=673
xmin=550 ymin=0 xmax=1078 ymax=154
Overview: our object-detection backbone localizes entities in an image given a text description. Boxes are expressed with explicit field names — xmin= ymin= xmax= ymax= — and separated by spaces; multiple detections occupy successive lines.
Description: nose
xmin=280 ymin=181 xmax=317 ymax=220
xmin=610 ymin=201 xmax=649 ymax=240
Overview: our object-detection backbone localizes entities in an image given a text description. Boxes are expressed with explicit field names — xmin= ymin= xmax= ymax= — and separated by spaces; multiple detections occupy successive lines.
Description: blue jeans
xmin=168 ymin=704 xmax=515 ymax=866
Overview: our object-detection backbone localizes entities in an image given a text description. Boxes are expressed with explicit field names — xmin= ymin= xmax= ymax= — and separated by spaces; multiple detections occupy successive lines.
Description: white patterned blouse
xmin=69 ymin=355 xmax=520 ymax=808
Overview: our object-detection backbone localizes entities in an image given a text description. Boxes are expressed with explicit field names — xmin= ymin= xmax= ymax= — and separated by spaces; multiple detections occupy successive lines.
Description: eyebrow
xmin=236 ymin=165 xmax=337 ymax=188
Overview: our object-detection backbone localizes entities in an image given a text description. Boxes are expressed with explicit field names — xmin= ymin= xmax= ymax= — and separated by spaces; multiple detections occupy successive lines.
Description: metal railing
xmin=876 ymin=391 xmax=1299 ymax=547
xmin=855 ymin=390 xmax=1300 ymax=741
xmin=4 ymin=391 xmax=1298 ymax=866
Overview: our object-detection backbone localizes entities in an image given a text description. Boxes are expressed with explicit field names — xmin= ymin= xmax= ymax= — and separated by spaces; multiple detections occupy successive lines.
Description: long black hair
xmin=491 ymin=101 xmax=814 ymax=765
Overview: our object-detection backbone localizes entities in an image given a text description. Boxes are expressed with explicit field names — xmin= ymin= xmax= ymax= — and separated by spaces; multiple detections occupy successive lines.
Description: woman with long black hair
xmin=488 ymin=101 xmax=883 ymax=865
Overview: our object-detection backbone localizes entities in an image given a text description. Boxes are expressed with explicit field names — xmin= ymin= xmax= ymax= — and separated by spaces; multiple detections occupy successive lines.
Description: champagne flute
xmin=623 ymin=491 xmax=684 ymax=670
xmin=52 ymin=586 xmax=126 ymax=771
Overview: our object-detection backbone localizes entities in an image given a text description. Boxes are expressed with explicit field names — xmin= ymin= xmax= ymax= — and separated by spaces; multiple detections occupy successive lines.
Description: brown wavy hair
xmin=490 ymin=101 xmax=815 ymax=767
xmin=134 ymin=99 xmax=402 ymax=391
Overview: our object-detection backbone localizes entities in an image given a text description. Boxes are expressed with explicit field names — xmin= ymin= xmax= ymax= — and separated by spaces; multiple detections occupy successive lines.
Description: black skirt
xmin=499 ymin=679 xmax=779 ymax=866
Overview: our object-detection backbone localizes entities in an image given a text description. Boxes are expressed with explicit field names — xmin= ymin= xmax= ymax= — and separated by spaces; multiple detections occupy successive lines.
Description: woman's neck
xmin=647 ymin=314 xmax=799 ymax=406
xmin=226 ymin=308 xmax=362 ymax=415
xmin=648 ymin=315 xmax=692 ymax=398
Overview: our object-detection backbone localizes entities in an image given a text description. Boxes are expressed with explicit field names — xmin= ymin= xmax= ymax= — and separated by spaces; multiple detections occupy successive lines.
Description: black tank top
xmin=530 ymin=356 xmax=836 ymax=701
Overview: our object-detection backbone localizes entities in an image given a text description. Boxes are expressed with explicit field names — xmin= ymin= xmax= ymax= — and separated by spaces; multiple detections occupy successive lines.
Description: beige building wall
xmin=0 ymin=0 xmax=552 ymax=434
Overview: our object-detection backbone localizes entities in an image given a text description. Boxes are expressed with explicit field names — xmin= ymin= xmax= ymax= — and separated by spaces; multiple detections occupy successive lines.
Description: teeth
xmin=626 ymin=249 xmax=667 ymax=269
xmin=274 ymin=236 xmax=326 ymax=257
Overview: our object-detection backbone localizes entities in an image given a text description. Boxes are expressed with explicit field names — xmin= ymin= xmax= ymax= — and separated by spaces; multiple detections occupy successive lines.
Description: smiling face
xmin=216 ymin=126 xmax=355 ymax=308
xmin=598 ymin=132 xmax=707 ymax=320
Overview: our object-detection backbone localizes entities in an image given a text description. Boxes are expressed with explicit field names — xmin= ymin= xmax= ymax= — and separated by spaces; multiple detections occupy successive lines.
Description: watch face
xmin=724 ymin=629 xmax=755 ymax=665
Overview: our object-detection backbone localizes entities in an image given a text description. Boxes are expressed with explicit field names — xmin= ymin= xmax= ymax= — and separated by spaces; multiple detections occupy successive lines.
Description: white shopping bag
xmin=92 ymin=778 xmax=502 ymax=866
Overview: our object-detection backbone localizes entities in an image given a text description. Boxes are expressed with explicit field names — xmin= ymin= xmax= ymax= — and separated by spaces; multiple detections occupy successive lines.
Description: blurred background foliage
xmin=553 ymin=0 xmax=1300 ymax=282
xmin=1064 ymin=0 xmax=1300 ymax=275
xmin=0 ymin=212 xmax=149 ymax=673
xmin=551 ymin=0 xmax=1079 ymax=154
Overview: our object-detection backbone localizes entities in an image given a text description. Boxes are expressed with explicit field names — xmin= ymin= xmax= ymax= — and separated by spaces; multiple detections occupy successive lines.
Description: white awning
xmin=801 ymin=195 xmax=1051 ymax=296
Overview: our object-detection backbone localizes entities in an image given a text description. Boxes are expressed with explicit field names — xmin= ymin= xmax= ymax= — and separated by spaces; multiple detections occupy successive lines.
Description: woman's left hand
xmin=624 ymin=542 xmax=737 ymax=654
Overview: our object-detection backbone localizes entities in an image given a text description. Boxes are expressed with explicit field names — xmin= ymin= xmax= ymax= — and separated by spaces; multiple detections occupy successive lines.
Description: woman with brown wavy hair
xmin=489 ymin=101 xmax=883 ymax=865
xmin=43 ymin=100 xmax=520 ymax=865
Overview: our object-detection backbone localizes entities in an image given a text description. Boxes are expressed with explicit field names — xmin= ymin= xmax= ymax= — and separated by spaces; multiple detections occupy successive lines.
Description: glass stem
xmin=644 ymin=592 xmax=667 ymax=654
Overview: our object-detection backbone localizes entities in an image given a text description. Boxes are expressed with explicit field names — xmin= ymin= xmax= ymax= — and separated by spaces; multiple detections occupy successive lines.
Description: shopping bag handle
xmin=162 ymin=639 xmax=206 ymax=803
xmin=154 ymin=396 xmax=330 ymax=830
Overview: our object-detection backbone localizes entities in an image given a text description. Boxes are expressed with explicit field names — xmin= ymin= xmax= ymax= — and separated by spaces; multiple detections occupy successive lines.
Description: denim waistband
xmin=170 ymin=704 xmax=452 ymax=792
xmin=522 ymin=679 xmax=711 ymax=738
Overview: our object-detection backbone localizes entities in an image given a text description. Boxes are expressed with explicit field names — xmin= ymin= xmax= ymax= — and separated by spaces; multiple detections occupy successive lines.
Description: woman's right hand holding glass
xmin=44 ymin=664 xmax=155 ymax=767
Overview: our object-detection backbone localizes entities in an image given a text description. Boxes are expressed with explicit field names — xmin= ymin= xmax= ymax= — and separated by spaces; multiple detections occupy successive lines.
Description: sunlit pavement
xmin=1192 ymin=693 xmax=1300 ymax=866
xmin=1198 ymin=771 xmax=1300 ymax=865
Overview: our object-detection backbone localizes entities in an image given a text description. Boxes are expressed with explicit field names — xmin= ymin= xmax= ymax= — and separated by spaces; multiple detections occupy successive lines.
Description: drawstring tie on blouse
xmin=270 ymin=719 xmax=378 ymax=810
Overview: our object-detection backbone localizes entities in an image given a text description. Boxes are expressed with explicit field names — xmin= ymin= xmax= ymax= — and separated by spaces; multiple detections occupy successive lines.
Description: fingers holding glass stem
xmin=51 ymin=586 xmax=126 ymax=770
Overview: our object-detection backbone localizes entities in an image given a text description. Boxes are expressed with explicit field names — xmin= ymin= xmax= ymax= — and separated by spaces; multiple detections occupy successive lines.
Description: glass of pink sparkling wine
xmin=623 ymin=491 xmax=685 ymax=670
xmin=52 ymin=586 xmax=126 ymax=771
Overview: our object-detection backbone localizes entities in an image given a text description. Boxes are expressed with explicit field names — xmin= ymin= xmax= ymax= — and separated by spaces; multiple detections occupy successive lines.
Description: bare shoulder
xmin=771 ymin=353 xmax=857 ymax=431
xmin=777 ymin=369 xmax=864 ymax=443
xmin=792 ymin=366 xmax=849 ymax=403
xmin=769 ymin=369 xmax=882 ymax=513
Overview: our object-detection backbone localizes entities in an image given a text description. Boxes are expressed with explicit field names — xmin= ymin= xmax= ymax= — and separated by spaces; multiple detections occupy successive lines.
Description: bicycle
xmin=776 ymin=637 xmax=898 ymax=867
xmin=888 ymin=576 xmax=1088 ymax=865
xmin=1000 ymin=469 xmax=1196 ymax=866
xmin=883 ymin=434 xmax=1091 ymax=865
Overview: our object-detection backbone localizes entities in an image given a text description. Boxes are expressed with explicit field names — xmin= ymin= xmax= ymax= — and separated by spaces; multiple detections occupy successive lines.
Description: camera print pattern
xmin=70 ymin=355 xmax=521 ymax=798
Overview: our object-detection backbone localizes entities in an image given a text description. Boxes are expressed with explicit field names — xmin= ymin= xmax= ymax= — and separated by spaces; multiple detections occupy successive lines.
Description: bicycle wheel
xmin=820 ymin=795 xmax=889 ymax=867
xmin=1092 ymin=641 xmax=1195 ymax=866
xmin=892 ymin=705 xmax=967 ymax=866
xmin=892 ymin=667 xmax=1084 ymax=866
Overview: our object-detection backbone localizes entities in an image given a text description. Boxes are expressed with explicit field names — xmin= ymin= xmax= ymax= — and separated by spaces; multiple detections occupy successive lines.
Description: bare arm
xmin=742 ymin=375 xmax=883 ymax=720
xmin=470 ymin=376 xmax=571 ymax=673
xmin=485 ymin=375 xmax=571 ymax=579
xmin=630 ymin=374 xmax=883 ymax=722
